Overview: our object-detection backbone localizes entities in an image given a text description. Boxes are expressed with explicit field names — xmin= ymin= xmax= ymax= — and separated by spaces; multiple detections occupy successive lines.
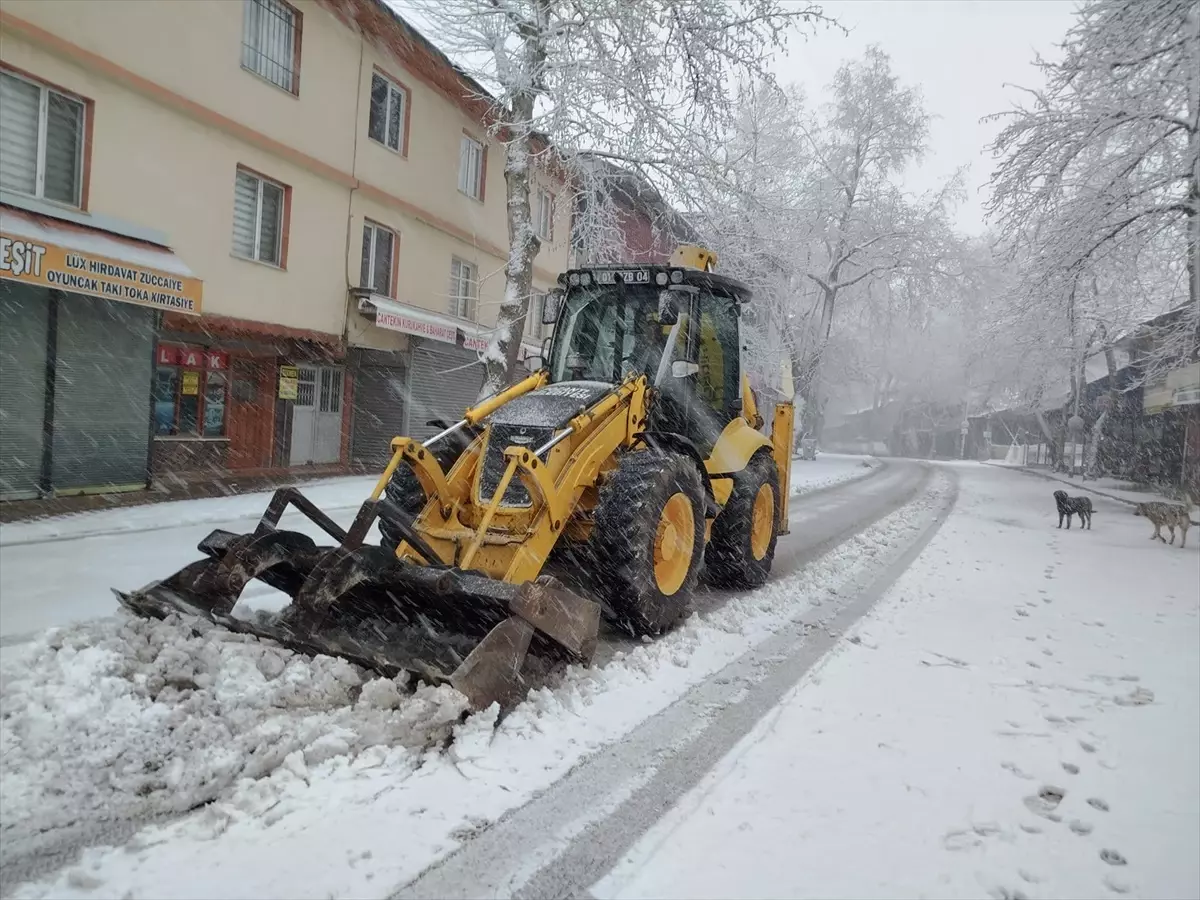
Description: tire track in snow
xmin=391 ymin=462 xmax=954 ymax=900
xmin=0 ymin=461 xmax=910 ymax=897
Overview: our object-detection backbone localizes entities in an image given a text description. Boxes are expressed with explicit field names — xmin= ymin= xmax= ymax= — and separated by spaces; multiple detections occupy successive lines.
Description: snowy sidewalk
xmin=594 ymin=463 xmax=1200 ymax=900
xmin=987 ymin=463 xmax=1198 ymax=521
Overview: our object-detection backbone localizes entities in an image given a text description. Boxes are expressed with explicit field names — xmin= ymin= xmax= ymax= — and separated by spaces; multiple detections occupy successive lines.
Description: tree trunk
xmin=481 ymin=115 xmax=539 ymax=399
xmin=479 ymin=5 xmax=549 ymax=400
xmin=1084 ymin=338 xmax=1120 ymax=480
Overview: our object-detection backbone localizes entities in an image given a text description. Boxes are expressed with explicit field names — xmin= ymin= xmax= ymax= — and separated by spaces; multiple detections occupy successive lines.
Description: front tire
xmin=705 ymin=451 xmax=779 ymax=588
xmin=589 ymin=450 xmax=706 ymax=636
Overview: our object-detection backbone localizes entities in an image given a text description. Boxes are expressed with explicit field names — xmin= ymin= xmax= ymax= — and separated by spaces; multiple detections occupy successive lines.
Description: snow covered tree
xmin=986 ymin=0 xmax=1199 ymax=472
xmin=398 ymin=0 xmax=831 ymax=395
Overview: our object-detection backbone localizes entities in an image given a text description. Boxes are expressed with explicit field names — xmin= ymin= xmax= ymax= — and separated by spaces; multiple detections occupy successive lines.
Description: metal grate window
xmin=449 ymin=257 xmax=478 ymax=321
xmin=242 ymin=0 xmax=299 ymax=93
xmin=458 ymin=135 xmax=484 ymax=199
xmin=0 ymin=71 xmax=84 ymax=206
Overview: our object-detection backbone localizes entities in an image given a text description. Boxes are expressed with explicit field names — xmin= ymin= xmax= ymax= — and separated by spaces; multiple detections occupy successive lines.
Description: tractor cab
xmin=542 ymin=248 xmax=751 ymax=455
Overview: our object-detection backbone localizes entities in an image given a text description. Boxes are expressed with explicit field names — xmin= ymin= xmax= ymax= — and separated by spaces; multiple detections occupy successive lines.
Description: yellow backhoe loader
xmin=117 ymin=246 xmax=796 ymax=710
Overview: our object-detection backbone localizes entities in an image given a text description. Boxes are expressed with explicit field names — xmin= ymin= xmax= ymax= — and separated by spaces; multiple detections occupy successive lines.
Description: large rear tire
xmin=589 ymin=450 xmax=706 ymax=636
xmin=705 ymin=451 xmax=779 ymax=588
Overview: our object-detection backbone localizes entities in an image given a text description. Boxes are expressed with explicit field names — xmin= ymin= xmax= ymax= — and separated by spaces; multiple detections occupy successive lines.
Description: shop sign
xmin=375 ymin=308 xmax=457 ymax=343
xmin=278 ymin=365 xmax=299 ymax=400
xmin=157 ymin=346 xmax=230 ymax=369
xmin=461 ymin=335 xmax=490 ymax=352
xmin=181 ymin=371 xmax=201 ymax=395
xmin=0 ymin=231 xmax=203 ymax=315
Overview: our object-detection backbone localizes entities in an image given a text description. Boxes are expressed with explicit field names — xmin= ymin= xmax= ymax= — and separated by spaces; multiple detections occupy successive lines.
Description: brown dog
xmin=1134 ymin=501 xmax=1192 ymax=548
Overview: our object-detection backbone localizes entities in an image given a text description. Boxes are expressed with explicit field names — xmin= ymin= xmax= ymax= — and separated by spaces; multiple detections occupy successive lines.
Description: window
xmin=0 ymin=71 xmax=85 ymax=206
xmin=153 ymin=347 xmax=230 ymax=438
xmin=242 ymin=0 xmax=300 ymax=93
xmin=535 ymin=189 xmax=554 ymax=241
xmin=449 ymin=257 xmax=478 ymax=320
xmin=232 ymin=168 xmax=286 ymax=265
xmin=458 ymin=135 xmax=484 ymax=200
xmin=368 ymin=72 xmax=407 ymax=153
xmin=525 ymin=293 xmax=544 ymax=342
xmin=360 ymin=221 xmax=396 ymax=296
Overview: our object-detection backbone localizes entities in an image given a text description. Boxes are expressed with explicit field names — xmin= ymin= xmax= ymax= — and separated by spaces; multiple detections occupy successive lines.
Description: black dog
xmin=1053 ymin=490 xmax=1093 ymax=530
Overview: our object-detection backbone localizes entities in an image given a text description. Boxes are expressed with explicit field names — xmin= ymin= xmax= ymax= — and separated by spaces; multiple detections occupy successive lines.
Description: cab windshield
xmin=549 ymin=284 xmax=681 ymax=384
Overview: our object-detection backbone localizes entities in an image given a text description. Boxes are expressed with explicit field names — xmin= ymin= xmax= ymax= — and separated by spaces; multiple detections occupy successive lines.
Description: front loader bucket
xmin=114 ymin=488 xmax=600 ymax=711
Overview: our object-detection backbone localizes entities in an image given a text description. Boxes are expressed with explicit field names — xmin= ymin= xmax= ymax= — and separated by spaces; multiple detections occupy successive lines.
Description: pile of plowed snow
xmin=0 ymin=613 xmax=468 ymax=840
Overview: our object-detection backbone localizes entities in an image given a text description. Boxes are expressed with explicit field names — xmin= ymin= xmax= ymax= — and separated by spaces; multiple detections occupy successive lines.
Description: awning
xmin=368 ymin=294 xmax=542 ymax=359
xmin=0 ymin=205 xmax=203 ymax=316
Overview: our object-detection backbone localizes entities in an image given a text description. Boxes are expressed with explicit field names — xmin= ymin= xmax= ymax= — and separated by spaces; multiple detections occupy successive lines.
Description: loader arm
xmin=399 ymin=374 xmax=650 ymax=581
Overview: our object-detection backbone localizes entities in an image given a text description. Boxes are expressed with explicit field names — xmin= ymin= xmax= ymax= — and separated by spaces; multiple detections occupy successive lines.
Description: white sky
xmin=774 ymin=0 xmax=1081 ymax=235
xmin=391 ymin=0 xmax=1082 ymax=237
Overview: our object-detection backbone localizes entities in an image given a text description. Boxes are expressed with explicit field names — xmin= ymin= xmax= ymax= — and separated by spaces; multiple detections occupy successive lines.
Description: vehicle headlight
xmin=670 ymin=269 xmax=683 ymax=284
xmin=580 ymin=273 xmax=592 ymax=286
xmin=655 ymin=272 xmax=669 ymax=286
xmin=568 ymin=273 xmax=581 ymax=286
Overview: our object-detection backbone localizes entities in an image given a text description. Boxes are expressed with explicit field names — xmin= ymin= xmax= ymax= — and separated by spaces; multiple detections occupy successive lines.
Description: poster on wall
xmin=181 ymin=371 xmax=201 ymax=396
xmin=278 ymin=365 xmax=299 ymax=400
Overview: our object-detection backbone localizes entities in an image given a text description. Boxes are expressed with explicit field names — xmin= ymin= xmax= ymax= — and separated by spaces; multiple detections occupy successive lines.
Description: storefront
xmin=359 ymin=295 xmax=544 ymax=446
xmin=154 ymin=311 xmax=347 ymax=477
xmin=0 ymin=205 xmax=202 ymax=500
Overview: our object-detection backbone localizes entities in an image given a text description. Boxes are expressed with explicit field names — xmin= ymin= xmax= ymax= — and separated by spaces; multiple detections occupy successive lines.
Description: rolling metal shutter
xmin=51 ymin=294 xmax=155 ymax=491
xmin=406 ymin=342 xmax=484 ymax=441
xmin=351 ymin=361 xmax=407 ymax=469
xmin=0 ymin=281 xmax=49 ymax=500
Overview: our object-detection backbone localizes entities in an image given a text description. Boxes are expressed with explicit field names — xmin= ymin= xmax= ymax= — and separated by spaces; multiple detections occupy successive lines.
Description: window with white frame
xmin=360 ymin=221 xmax=395 ymax=296
xmin=449 ymin=257 xmax=478 ymax=320
xmin=368 ymin=72 xmax=407 ymax=153
xmin=0 ymin=71 xmax=85 ymax=207
xmin=242 ymin=0 xmax=300 ymax=93
xmin=535 ymin=189 xmax=553 ymax=241
xmin=232 ymin=168 xmax=286 ymax=266
xmin=458 ymin=135 xmax=484 ymax=200
xmin=524 ymin=293 xmax=544 ymax=342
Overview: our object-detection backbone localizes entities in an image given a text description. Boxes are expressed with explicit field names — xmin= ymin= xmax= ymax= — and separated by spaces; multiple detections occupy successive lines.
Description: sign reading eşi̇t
xmin=0 ymin=231 xmax=203 ymax=315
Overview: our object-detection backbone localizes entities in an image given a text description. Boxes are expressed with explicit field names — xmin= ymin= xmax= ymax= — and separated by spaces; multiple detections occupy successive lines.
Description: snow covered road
xmin=591 ymin=462 xmax=1199 ymax=900
xmin=0 ymin=455 xmax=876 ymax=644
xmin=0 ymin=454 xmax=889 ymax=897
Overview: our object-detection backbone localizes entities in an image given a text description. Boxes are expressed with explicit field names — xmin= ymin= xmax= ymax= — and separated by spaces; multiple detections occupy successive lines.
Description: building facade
xmin=0 ymin=0 xmax=570 ymax=500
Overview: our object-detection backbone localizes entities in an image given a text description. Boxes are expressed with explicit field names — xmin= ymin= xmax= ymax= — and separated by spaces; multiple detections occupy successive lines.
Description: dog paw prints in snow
xmin=989 ymin=885 xmax=1030 ymax=900
xmin=1002 ymin=761 xmax=1035 ymax=780
xmin=1024 ymin=785 xmax=1066 ymax=820
xmin=1062 ymin=761 xmax=1080 ymax=775
xmin=1113 ymin=686 xmax=1154 ymax=707
xmin=1100 ymin=848 xmax=1128 ymax=866
xmin=1088 ymin=797 xmax=1111 ymax=812
xmin=1104 ymin=874 xmax=1132 ymax=894
xmin=1070 ymin=819 xmax=1094 ymax=835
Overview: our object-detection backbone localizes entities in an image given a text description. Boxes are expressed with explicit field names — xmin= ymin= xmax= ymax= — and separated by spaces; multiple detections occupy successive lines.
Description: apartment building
xmin=0 ymin=0 xmax=569 ymax=501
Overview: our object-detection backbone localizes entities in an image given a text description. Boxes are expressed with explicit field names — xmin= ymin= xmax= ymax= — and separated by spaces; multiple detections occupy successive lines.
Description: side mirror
xmin=672 ymin=360 xmax=699 ymax=379
xmin=542 ymin=290 xmax=564 ymax=325
xmin=658 ymin=289 xmax=681 ymax=326
xmin=525 ymin=354 xmax=545 ymax=372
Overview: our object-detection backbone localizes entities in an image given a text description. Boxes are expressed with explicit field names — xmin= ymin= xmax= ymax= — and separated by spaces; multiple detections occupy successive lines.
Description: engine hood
xmin=490 ymin=380 xmax=614 ymax=431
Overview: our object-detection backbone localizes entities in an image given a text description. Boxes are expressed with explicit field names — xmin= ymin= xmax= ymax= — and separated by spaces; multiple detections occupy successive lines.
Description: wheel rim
xmin=750 ymin=483 xmax=775 ymax=561
xmin=654 ymin=492 xmax=695 ymax=596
